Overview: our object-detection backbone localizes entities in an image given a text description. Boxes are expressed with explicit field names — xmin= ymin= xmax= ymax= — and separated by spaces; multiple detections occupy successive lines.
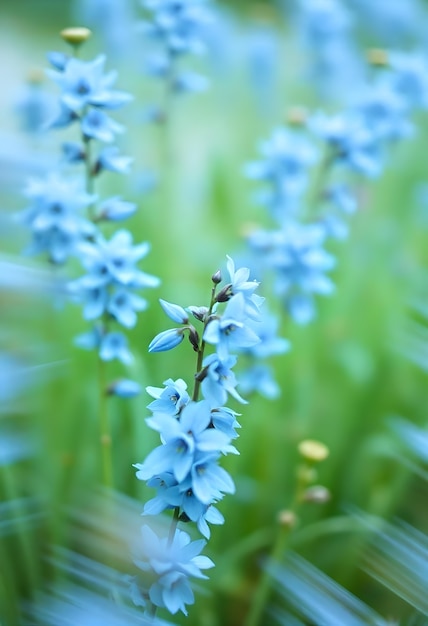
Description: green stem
xmin=98 ymin=356 xmax=113 ymax=488
xmin=192 ymin=284 xmax=218 ymax=402
xmin=244 ymin=468 xmax=308 ymax=626
xmin=307 ymin=146 xmax=336 ymax=219
xmin=244 ymin=524 xmax=293 ymax=626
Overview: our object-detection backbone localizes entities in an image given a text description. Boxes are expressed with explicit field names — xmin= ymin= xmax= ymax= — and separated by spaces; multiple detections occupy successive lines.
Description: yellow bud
xmin=296 ymin=464 xmax=317 ymax=484
xmin=298 ymin=439 xmax=330 ymax=463
xmin=366 ymin=48 xmax=389 ymax=68
xmin=60 ymin=27 xmax=92 ymax=47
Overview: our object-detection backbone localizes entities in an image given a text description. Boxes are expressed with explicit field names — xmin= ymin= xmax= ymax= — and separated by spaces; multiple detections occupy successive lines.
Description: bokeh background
xmin=1 ymin=1 xmax=428 ymax=625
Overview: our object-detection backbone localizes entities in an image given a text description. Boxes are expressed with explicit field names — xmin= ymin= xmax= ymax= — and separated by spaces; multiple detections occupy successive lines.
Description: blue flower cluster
xmin=140 ymin=0 xmax=211 ymax=121
xmin=19 ymin=34 xmax=160 ymax=398
xmin=130 ymin=258 xmax=263 ymax=616
xmin=245 ymin=48 xmax=428 ymax=325
xmin=19 ymin=174 xmax=95 ymax=265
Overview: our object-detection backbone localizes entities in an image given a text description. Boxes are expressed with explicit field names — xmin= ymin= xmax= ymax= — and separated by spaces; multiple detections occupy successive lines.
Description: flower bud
xmin=215 ymin=284 xmax=232 ymax=303
xmin=148 ymin=328 xmax=184 ymax=353
xmin=298 ymin=439 xmax=329 ymax=463
xmin=302 ymin=485 xmax=331 ymax=504
xmin=277 ymin=509 xmax=297 ymax=528
xmin=60 ymin=27 xmax=92 ymax=47
xmin=188 ymin=326 xmax=200 ymax=352
xmin=366 ymin=48 xmax=389 ymax=68
xmin=212 ymin=269 xmax=222 ymax=284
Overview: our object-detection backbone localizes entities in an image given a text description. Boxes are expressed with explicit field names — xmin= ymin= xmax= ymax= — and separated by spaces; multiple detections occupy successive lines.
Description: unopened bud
xmin=60 ymin=27 xmax=92 ymax=47
xmin=286 ymin=106 xmax=307 ymax=127
xmin=366 ymin=48 xmax=389 ymax=68
xmin=212 ymin=269 xmax=222 ymax=284
xmin=298 ymin=439 xmax=329 ymax=463
xmin=188 ymin=326 xmax=200 ymax=352
xmin=215 ymin=284 xmax=232 ymax=303
xmin=277 ymin=509 xmax=297 ymax=528
xmin=302 ymin=485 xmax=331 ymax=504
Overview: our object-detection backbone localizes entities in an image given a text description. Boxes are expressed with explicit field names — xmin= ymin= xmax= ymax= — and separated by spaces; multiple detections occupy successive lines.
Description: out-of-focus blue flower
xmin=47 ymin=54 xmax=132 ymax=114
xmin=70 ymin=231 xmax=159 ymax=349
xmin=353 ymin=81 xmax=413 ymax=142
xmin=107 ymin=288 xmax=148 ymax=328
xmin=249 ymin=222 xmax=335 ymax=325
xmin=203 ymin=293 xmax=261 ymax=360
xmin=388 ymin=51 xmax=428 ymax=110
xmin=310 ymin=111 xmax=382 ymax=178
xmin=15 ymin=72 xmax=54 ymax=134
xmin=62 ymin=141 xmax=85 ymax=163
xmin=140 ymin=0 xmax=212 ymax=118
xmin=238 ymin=363 xmax=282 ymax=400
xmin=99 ymin=331 xmax=133 ymax=364
xmin=245 ymin=127 xmax=318 ymax=222
xmin=96 ymin=197 xmax=137 ymax=222
xmin=133 ymin=524 xmax=214 ymax=615
xmin=107 ymin=378 xmax=142 ymax=398
xmin=75 ymin=231 xmax=158 ymax=288
xmin=19 ymin=174 xmax=95 ymax=264
xmin=141 ymin=0 xmax=211 ymax=56
xmin=97 ymin=146 xmax=133 ymax=175
xmin=146 ymin=378 xmax=190 ymax=415
xmin=81 ymin=108 xmax=124 ymax=143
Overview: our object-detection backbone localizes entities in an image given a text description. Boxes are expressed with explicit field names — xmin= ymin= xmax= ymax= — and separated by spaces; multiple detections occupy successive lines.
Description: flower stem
xmin=98 ymin=355 xmax=113 ymax=488
xmin=244 ymin=467 xmax=308 ymax=626
xmin=192 ymin=284 xmax=218 ymax=402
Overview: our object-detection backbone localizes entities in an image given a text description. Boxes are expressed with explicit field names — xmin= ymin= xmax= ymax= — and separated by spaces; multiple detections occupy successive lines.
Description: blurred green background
xmin=1 ymin=1 xmax=428 ymax=625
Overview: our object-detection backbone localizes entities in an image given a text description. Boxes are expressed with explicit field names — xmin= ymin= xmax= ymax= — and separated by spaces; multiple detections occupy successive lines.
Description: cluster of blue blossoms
xmin=19 ymin=35 xmax=159 ymax=397
xmin=128 ymin=258 xmax=263 ymax=615
xmin=140 ymin=0 xmax=211 ymax=121
xmin=245 ymin=48 xmax=428 ymax=325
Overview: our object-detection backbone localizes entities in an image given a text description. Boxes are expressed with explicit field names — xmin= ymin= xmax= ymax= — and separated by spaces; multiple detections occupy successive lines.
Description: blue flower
xmin=81 ymin=108 xmax=124 ymax=142
xmin=248 ymin=222 xmax=335 ymax=324
xmin=201 ymin=353 xmax=247 ymax=406
xmin=47 ymin=54 xmax=132 ymax=114
xmin=238 ymin=363 xmax=282 ymax=400
xmin=76 ymin=230 xmax=159 ymax=288
xmin=96 ymin=197 xmax=137 ymax=222
xmin=97 ymin=146 xmax=133 ymax=175
xmin=107 ymin=288 xmax=148 ymax=328
xmin=226 ymin=255 xmax=264 ymax=320
xmin=133 ymin=524 xmax=214 ymax=615
xmin=107 ymin=378 xmax=142 ymax=398
xmin=143 ymin=472 xmax=225 ymax=539
xmin=146 ymin=378 xmax=190 ymax=415
xmin=99 ymin=331 xmax=133 ymax=364
xmin=19 ymin=174 xmax=95 ymax=265
xmin=134 ymin=400 xmax=233 ymax=484
xmin=310 ymin=111 xmax=382 ymax=178
xmin=203 ymin=293 xmax=261 ymax=361
xmin=245 ymin=127 xmax=318 ymax=222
